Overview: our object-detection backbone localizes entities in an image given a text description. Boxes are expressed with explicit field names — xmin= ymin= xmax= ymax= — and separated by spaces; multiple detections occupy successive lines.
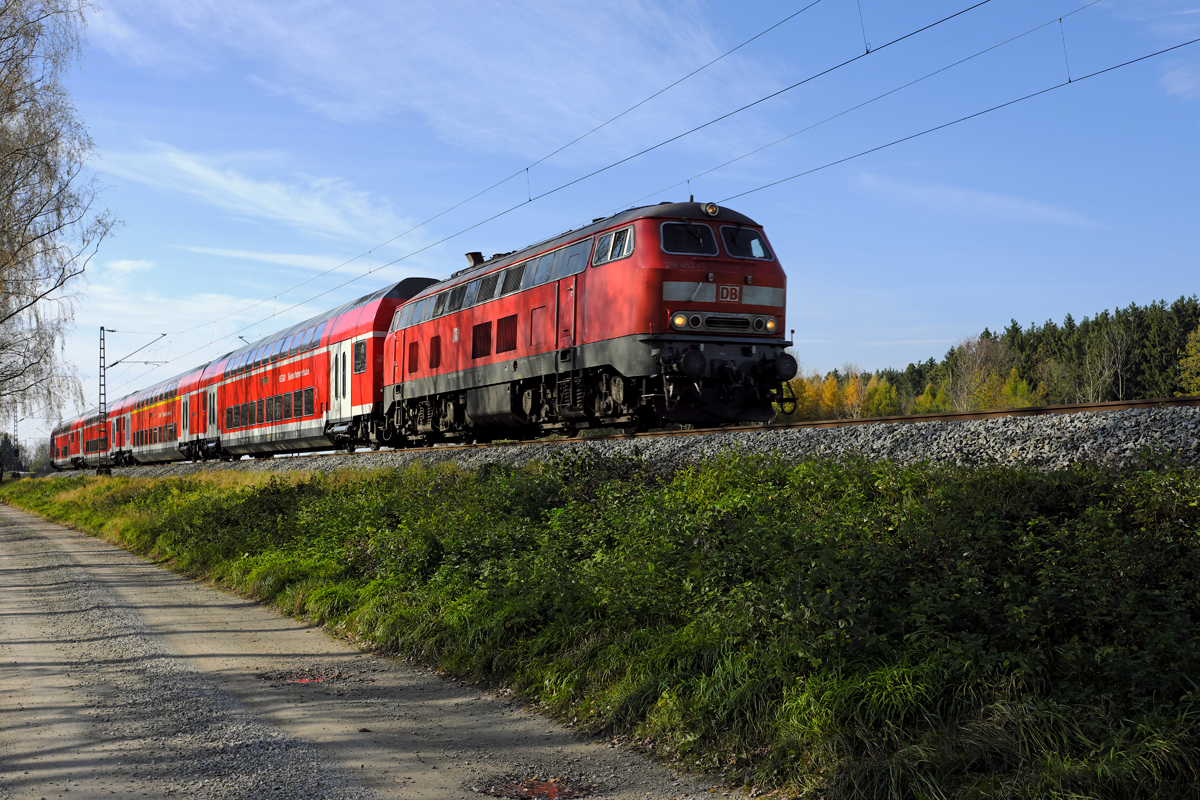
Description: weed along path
xmin=0 ymin=505 xmax=713 ymax=800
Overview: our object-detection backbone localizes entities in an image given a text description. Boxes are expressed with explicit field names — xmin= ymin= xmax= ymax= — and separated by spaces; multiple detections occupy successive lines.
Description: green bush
xmin=6 ymin=451 xmax=1200 ymax=799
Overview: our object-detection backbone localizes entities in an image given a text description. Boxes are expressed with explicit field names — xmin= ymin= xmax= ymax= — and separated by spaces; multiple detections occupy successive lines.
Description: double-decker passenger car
xmin=50 ymin=202 xmax=794 ymax=468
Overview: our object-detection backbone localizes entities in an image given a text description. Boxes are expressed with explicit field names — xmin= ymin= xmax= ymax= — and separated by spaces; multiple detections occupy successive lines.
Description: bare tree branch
xmin=0 ymin=0 xmax=113 ymax=424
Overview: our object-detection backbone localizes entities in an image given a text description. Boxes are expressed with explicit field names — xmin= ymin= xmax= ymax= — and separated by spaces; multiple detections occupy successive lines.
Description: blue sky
xmin=26 ymin=0 xmax=1200 ymax=439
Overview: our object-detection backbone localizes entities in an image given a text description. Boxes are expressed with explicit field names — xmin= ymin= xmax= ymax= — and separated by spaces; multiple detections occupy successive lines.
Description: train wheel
xmin=369 ymin=441 xmax=380 ymax=451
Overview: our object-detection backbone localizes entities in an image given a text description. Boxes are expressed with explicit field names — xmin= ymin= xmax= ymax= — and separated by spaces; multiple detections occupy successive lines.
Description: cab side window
xmin=593 ymin=226 xmax=634 ymax=265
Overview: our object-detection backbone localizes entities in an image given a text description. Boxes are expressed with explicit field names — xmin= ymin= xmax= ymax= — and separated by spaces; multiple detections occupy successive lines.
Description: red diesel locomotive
xmin=50 ymin=201 xmax=796 ymax=468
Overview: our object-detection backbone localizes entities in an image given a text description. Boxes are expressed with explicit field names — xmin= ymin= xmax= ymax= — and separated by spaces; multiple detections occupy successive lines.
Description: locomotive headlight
xmin=766 ymin=318 xmax=778 ymax=333
xmin=703 ymin=203 xmax=720 ymax=217
xmin=672 ymin=313 xmax=687 ymax=329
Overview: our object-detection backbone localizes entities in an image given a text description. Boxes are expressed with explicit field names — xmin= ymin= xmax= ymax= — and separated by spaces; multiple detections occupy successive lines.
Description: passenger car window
xmin=310 ymin=322 xmax=328 ymax=351
xmin=447 ymin=285 xmax=467 ymax=313
xmin=720 ymin=226 xmax=773 ymax=260
xmin=304 ymin=388 xmax=314 ymax=416
xmin=269 ymin=339 xmax=284 ymax=362
xmin=296 ymin=327 xmax=316 ymax=353
xmin=661 ymin=221 xmax=718 ymax=255
xmin=354 ymin=341 xmax=367 ymax=373
xmin=432 ymin=291 xmax=449 ymax=317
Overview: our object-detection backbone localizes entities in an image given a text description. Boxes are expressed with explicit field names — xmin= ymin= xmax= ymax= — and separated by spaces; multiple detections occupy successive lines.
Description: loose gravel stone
xmin=79 ymin=407 xmax=1200 ymax=481
xmin=0 ymin=513 xmax=383 ymax=800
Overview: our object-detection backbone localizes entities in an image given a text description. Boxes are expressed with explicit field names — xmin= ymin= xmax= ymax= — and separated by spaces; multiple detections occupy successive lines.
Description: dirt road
xmin=0 ymin=505 xmax=717 ymax=800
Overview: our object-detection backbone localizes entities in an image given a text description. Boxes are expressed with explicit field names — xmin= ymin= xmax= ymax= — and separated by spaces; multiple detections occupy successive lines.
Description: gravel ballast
xmin=85 ymin=406 xmax=1200 ymax=481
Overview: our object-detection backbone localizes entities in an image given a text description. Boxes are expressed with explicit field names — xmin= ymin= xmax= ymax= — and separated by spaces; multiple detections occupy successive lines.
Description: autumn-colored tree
xmin=842 ymin=365 xmax=867 ymax=418
xmin=818 ymin=374 xmax=843 ymax=419
xmin=1178 ymin=323 xmax=1200 ymax=396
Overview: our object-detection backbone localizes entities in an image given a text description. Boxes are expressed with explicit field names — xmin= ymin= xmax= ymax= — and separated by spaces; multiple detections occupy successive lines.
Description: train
xmin=51 ymin=201 xmax=797 ymax=469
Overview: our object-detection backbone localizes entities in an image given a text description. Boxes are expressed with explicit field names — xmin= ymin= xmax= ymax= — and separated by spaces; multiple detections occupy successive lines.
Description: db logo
xmin=717 ymin=285 xmax=740 ymax=303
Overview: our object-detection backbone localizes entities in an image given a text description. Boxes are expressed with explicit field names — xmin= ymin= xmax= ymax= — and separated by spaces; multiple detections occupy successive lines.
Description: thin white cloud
xmin=855 ymin=173 xmax=1098 ymax=228
xmin=1161 ymin=62 xmax=1200 ymax=97
xmin=100 ymin=143 xmax=409 ymax=241
xmin=104 ymin=258 xmax=156 ymax=272
xmin=861 ymin=339 xmax=957 ymax=346
xmin=179 ymin=247 xmax=350 ymax=272
xmin=89 ymin=0 xmax=779 ymax=161
xmin=1109 ymin=0 xmax=1200 ymax=38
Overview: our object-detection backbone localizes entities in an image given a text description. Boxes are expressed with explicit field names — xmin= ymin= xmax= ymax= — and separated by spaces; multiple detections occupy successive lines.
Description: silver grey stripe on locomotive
xmin=662 ymin=281 xmax=784 ymax=307
xmin=663 ymin=281 xmax=716 ymax=303
xmin=740 ymin=285 xmax=785 ymax=307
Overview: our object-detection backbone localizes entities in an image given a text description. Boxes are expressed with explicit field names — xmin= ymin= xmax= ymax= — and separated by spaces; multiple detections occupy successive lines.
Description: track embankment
xmin=95 ymin=404 xmax=1200 ymax=481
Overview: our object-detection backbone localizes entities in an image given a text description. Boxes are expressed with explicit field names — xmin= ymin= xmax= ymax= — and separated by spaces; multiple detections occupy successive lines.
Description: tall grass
xmin=6 ymin=451 xmax=1200 ymax=799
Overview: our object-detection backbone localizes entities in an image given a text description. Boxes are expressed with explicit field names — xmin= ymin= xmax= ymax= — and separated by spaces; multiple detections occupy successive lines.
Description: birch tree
xmin=0 ymin=0 xmax=112 ymax=422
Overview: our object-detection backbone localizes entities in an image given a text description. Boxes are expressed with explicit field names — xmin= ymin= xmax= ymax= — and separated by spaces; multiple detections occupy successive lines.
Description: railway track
xmin=122 ymin=393 xmax=1200 ymax=470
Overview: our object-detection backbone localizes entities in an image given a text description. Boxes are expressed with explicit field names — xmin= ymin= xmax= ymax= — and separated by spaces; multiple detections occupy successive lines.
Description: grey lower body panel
xmin=386 ymin=332 xmax=792 ymax=428
xmin=393 ymin=333 xmax=788 ymax=399
xmin=222 ymin=420 xmax=330 ymax=455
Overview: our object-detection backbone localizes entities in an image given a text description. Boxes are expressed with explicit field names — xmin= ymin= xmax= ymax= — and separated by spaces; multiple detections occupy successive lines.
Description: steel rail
xmin=182 ymin=394 xmax=1200 ymax=466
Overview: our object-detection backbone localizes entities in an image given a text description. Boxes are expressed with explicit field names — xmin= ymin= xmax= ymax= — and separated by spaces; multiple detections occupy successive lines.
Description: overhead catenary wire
xmin=105 ymin=0 xmax=1000 ymax=399
xmin=720 ymin=35 xmax=1200 ymax=203
xmin=619 ymin=0 xmax=1102 ymax=212
xmin=171 ymin=0 xmax=830 ymax=339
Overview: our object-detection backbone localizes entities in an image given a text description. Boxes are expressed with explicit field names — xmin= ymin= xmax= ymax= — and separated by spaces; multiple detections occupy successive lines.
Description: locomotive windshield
xmin=721 ymin=226 xmax=772 ymax=260
xmin=661 ymin=221 xmax=718 ymax=256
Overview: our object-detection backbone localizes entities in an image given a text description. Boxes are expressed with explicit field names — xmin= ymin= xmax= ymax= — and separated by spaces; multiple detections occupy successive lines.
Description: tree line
xmin=778 ymin=295 xmax=1200 ymax=421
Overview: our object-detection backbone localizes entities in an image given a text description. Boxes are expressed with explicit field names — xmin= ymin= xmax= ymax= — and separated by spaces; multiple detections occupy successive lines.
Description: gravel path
xmin=85 ymin=406 xmax=1200 ymax=482
xmin=0 ymin=506 xmax=716 ymax=800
